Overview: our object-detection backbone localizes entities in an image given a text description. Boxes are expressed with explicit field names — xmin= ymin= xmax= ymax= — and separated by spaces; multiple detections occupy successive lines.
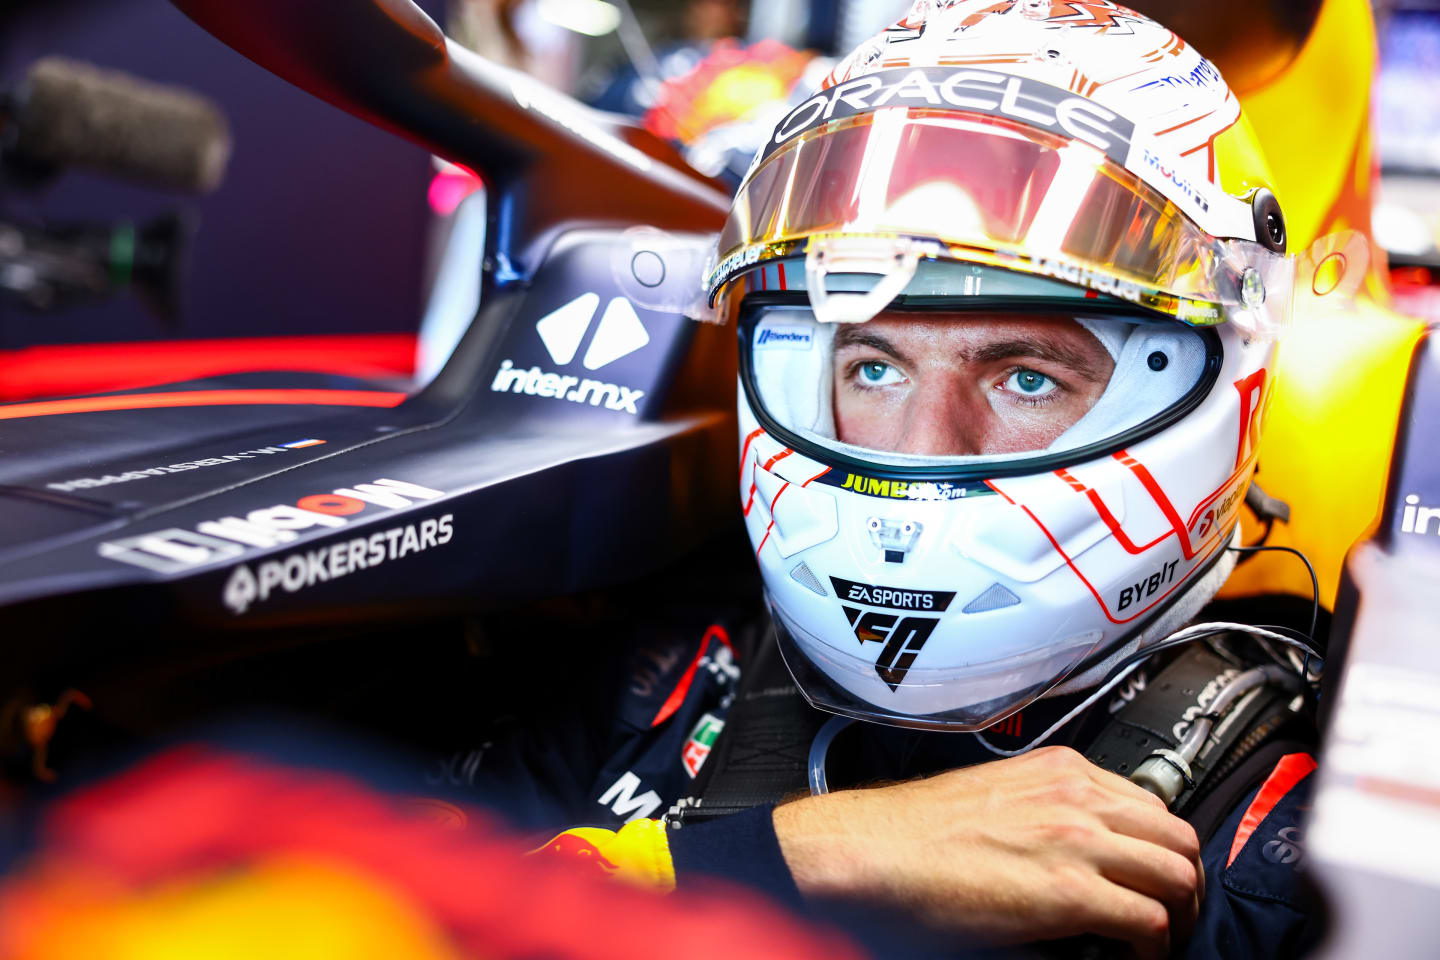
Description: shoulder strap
xmin=669 ymin=627 xmax=823 ymax=826
xmin=1082 ymin=643 xmax=1315 ymax=840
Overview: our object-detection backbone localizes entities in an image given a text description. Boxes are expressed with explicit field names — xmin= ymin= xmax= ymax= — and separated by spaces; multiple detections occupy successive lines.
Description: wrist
xmin=772 ymin=792 xmax=871 ymax=898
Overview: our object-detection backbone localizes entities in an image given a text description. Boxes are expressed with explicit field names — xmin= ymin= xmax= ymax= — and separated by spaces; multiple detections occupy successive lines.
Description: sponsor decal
xmin=830 ymin=576 xmax=955 ymax=612
xmin=707 ymin=243 xmax=765 ymax=294
xmin=535 ymin=833 xmax=620 ymax=875
xmin=490 ymin=361 xmax=645 ymax=414
xmin=490 ymin=293 xmax=649 ymax=415
xmin=1263 ymin=826 xmax=1305 ymax=866
xmin=991 ymin=712 xmax=1024 ymax=738
xmin=46 ymin=440 xmax=325 ymax=493
xmin=1191 ymin=482 xmax=1245 ymax=540
xmin=764 ymin=67 xmax=1135 ymax=165
xmin=221 ymin=512 xmax=454 ymax=615
xmin=1171 ymin=667 xmax=1241 ymax=742
xmin=98 ymin=477 xmax=443 ymax=574
xmin=426 ymin=746 xmax=489 ymax=788
xmin=1107 ymin=670 xmax=1149 ymax=714
xmin=755 ymin=326 xmax=814 ymax=350
xmin=1400 ymin=495 xmax=1440 ymax=539
xmin=681 ymin=712 xmax=726 ymax=778
xmin=598 ymin=770 xmax=662 ymax=822
xmin=1176 ymin=300 xmax=1222 ymax=323
xmin=403 ymin=797 xmax=469 ymax=832
xmin=1131 ymin=59 xmax=1224 ymax=93
xmin=1142 ymin=148 xmax=1210 ymax=214
xmin=823 ymin=470 xmax=991 ymax=502
xmin=1034 ymin=257 xmax=1143 ymax=303
xmin=509 ymin=73 xmax=653 ymax=174
xmin=1115 ymin=558 xmax=1179 ymax=612
xmin=842 ymin=606 xmax=940 ymax=690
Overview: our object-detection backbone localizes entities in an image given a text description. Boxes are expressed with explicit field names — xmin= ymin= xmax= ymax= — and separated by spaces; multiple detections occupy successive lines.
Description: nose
xmin=896 ymin=376 xmax=987 ymax=456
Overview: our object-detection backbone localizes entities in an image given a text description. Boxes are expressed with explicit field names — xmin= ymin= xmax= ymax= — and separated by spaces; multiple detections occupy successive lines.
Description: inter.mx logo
xmin=490 ymin=293 xmax=649 ymax=414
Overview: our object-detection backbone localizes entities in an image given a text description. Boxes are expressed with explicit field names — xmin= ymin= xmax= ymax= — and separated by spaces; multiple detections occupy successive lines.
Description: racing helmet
xmin=709 ymin=1 xmax=1298 ymax=730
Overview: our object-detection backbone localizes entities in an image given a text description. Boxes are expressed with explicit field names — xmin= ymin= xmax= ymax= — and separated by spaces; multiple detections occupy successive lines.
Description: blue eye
xmin=1005 ymin=369 xmax=1057 ymax=397
xmin=857 ymin=362 xmax=904 ymax=386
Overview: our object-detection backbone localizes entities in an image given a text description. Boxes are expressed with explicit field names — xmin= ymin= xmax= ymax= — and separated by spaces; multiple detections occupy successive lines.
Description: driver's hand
xmin=772 ymin=745 xmax=1203 ymax=959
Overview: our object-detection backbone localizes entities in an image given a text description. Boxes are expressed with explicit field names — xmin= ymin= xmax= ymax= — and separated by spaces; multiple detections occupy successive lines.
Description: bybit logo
xmin=1400 ymin=494 xmax=1440 ymax=537
xmin=490 ymin=293 xmax=649 ymax=414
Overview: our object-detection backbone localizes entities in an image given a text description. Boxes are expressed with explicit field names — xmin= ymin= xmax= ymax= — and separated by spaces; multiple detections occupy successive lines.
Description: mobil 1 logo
xmin=832 ymin=577 xmax=955 ymax=691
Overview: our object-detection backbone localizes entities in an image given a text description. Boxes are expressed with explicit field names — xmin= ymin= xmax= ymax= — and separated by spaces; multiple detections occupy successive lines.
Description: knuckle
xmin=1054 ymin=776 xmax=1104 ymax=809
xmin=1033 ymin=745 xmax=1081 ymax=768
xmin=1173 ymin=820 xmax=1201 ymax=861
xmin=1142 ymin=901 xmax=1171 ymax=938
xmin=1044 ymin=778 xmax=1084 ymax=806
xmin=1165 ymin=852 xmax=1200 ymax=898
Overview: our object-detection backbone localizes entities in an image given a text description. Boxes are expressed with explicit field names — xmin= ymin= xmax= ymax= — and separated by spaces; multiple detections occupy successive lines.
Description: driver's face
xmin=832 ymin=313 xmax=1114 ymax=456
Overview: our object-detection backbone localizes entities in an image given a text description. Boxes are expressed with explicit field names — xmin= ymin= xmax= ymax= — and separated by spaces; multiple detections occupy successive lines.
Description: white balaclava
xmin=749 ymin=314 xmax=1210 ymax=464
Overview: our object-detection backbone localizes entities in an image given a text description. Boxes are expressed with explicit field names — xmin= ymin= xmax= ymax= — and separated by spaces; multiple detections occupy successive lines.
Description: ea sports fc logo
xmin=490 ymin=293 xmax=649 ymax=414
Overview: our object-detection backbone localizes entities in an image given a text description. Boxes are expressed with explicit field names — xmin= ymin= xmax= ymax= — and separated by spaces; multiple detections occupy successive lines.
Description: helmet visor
xmin=742 ymin=297 xmax=1217 ymax=470
xmin=711 ymin=110 xmax=1292 ymax=336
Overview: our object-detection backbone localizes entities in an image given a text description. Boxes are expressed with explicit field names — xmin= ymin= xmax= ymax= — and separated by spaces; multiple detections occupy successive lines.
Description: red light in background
xmin=427 ymin=168 xmax=483 ymax=216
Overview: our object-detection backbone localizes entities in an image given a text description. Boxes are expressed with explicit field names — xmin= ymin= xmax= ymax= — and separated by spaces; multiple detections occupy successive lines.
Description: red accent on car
xmin=0 ymin=389 xmax=407 ymax=421
xmin=0 ymin=334 xmax=416 ymax=402
xmin=1227 ymin=752 xmax=1318 ymax=867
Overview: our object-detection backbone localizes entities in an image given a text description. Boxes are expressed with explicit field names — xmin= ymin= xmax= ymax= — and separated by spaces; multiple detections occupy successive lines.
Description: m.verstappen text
xmin=490 ymin=360 xmax=645 ymax=415
xmin=48 ymin=441 xmax=322 ymax=493
xmin=98 ymin=477 xmax=444 ymax=574
xmin=223 ymin=513 xmax=454 ymax=614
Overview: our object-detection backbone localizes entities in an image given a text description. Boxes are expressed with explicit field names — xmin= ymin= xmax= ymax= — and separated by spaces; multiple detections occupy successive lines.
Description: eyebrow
xmin=833 ymin=327 xmax=912 ymax=366
xmin=967 ymin=338 xmax=1109 ymax=383
xmin=833 ymin=326 xmax=1107 ymax=383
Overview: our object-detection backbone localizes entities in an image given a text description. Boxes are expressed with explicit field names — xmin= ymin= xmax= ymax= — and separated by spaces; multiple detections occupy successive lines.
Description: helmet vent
xmin=962 ymin=582 xmax=1022 ymax=614
xmin=789 ymin=562 xmax=827 ymax=596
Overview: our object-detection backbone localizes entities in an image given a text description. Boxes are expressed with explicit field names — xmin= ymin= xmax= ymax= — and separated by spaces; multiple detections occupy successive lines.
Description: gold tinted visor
xmin=711 ymin=110 xmax=1292 ymax=335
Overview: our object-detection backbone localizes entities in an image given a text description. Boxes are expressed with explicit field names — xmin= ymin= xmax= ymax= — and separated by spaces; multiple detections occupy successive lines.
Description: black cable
xmin=1234 ymin=517 xmax=1275 ymax=563
xmin=1226 ymin=543 xmax=1320 ymax=641
xmin=1107 ymin=627 xmax=1324 ymax=695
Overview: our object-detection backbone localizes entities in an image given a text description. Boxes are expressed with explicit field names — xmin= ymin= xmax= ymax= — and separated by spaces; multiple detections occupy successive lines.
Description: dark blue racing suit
xmin=428 ymin=609 xmax=1321 ymax=959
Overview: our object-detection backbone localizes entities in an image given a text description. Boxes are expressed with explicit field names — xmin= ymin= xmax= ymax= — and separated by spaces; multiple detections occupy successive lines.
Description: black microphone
xmin=2 ymin=57 xmax=232 ymax=193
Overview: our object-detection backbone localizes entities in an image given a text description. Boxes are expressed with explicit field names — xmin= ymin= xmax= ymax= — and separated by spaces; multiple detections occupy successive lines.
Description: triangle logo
xmin=533 ymin=293 xmax=649 ymax=370
xmin=583 ymin=297 xmax=650 ymax=370
xmin=535 ymin=292 xmax=599 ymax=366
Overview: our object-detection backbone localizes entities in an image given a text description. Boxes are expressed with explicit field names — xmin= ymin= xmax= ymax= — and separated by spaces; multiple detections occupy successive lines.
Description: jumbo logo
xmin=98 ymin=478 xmax=444 ymax=574
xmin=830 ymin=471 xmax=978 ymax=502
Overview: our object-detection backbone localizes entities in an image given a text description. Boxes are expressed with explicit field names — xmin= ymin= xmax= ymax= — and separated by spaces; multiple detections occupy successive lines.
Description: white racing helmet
xmin=708 ymin=2 xmax=1302 ymax=730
